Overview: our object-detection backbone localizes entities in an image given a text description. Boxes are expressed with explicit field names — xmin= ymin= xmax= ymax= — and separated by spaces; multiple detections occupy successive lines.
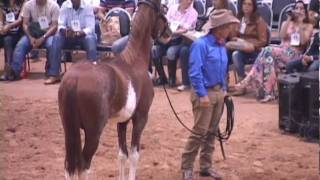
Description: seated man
xmin=6 ymin=0 xmax=60 ymax=84
xmin=52 ymin=0 xmax=97 ymax=67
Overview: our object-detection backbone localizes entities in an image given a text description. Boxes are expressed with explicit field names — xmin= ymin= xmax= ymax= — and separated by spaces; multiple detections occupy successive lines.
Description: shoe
xmin=259 ymin=95 xmax=275 ymax=103
xmin=44 ymin=76 xmax=60 ymax=85
xmin=177 ymin=85 xmax=190 ymax=92
xmin=153 ymin=77 xmax=168 ymax=86
xmin=181 ymin=169 xmax=193 ymax=180
xmin=5 ymin=65 xmax=20 ymax=81
xmin=199 ymin=169 xmax=222 ymax=180
xmin=0 ymin=74 xmax=8 ymax=81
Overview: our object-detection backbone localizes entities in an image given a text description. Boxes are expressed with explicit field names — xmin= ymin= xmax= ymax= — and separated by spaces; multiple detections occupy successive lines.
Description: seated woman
xmin=286 ymin=0 xmax=319 ymax=73
xmin=227 ymin=0 xmax=268 ymax=82
xmin=152 ymin=0 xmax=198 ymax=87
xmin=0 ymin=0 xmax=24 ymax=81
xmin=176 ymin=0 xmax=229 ymax=91
xmin=235 ymin=0 xmax=313 ymax=102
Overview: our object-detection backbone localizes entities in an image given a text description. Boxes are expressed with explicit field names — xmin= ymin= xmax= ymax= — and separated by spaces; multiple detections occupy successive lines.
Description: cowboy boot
xmin=153 ymin=58 xmax=167 ymax=86
xmin=167 ymin=59 xmax=177 ymax=87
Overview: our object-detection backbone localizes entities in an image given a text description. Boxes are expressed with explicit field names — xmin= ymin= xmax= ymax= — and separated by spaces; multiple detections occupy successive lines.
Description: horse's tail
xmin=58 ymin=78 xmax=82 ymax=176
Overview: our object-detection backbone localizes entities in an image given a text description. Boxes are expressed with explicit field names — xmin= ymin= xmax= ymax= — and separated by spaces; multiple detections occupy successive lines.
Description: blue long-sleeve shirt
xmin=59 ymin=0 xmax=95 ymax=35
xmin=188 ymin=34 xmax=228 ymax=97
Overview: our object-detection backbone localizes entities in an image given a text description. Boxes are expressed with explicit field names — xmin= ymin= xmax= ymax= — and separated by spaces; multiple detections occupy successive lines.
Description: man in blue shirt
xmin=49 ymin=0 xmax=97 ymax=84
xmin=181 ymin=9 xmax=239 ymax=180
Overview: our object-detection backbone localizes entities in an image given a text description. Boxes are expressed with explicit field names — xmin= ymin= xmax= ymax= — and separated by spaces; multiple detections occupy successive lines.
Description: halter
xmin=137 ymin=0 xmax=169 ymax=39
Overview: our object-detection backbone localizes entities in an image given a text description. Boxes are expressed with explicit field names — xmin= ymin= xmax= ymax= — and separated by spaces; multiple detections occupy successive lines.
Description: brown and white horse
xmin=58 ymin=0 xmax=169 ymax=179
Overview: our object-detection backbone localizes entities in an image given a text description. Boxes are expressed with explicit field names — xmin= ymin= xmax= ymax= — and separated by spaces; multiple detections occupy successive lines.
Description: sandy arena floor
xmin=0 ymin=51 xmax=318 ymax=180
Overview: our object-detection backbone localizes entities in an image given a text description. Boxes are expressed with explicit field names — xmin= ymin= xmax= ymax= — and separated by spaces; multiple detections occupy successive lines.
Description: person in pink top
xmin=152 ymin=0 xmax=198 ymax=87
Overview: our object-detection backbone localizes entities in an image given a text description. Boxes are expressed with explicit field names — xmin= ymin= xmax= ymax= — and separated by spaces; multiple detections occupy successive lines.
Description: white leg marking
xmin=78 ymin=169 xmax=90 ymax=180
xmin=128 ymin=147 xmax=140 ymax=180
xmin=65 ymin=169 xmax=77 ymax=180
xmin=118 ymin=149 xmax=127 ymax=180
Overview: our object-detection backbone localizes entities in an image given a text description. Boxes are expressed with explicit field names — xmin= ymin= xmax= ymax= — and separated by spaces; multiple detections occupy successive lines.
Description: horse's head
xmin=137 ymin=0 xmax=172 ymax=40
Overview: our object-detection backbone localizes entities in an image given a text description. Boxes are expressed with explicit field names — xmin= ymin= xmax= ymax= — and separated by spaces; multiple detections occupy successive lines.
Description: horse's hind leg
xmin=79 ymin=127 xmax=103 ymax=180
xmin=129 ymin=112 xmax=149 ymax=180
xmin=117 ymin=121 xmax=129 ymax=180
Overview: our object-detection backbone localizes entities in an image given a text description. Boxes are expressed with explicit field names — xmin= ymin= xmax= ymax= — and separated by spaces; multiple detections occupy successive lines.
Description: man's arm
xmin=82 ymin=6 xmax=95 ymax=35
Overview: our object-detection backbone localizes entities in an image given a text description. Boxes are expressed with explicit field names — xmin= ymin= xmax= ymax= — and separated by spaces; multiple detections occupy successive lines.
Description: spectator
xmin=0 ymin=0 xmax=24 ymax=81
xmin=286 ymin=0 xmax=319 ymax=73
xmin=228 ymin=0 xmax=268 ymax=82
xmin=181 ymin=9 xmax=239 ymax=180
xmin=153 ymin=0 xmax=198 ymax=87
xmin=51 ymin=0 xmax=97 ymax=81
xmin=234 ymin=1 xmax=313 ymax=102
xmin=5 ymin=0 xmax=60 ymax=83
xmin=178 ymin=0 xmax=229 ymax=91
xmin=96 ymin=0 xmax=135 ymax=20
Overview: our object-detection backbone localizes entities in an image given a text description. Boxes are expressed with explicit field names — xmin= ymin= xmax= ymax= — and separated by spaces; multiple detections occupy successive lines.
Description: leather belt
xmin=206 ymin=84 xmax=221 ymax=91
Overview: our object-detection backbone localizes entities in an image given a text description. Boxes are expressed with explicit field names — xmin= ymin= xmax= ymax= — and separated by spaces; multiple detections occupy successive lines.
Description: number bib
xmin=71 ymin=20 xmax=81 ymax=32
xmin=38 ymin=16 xmax=49 ymax=30
xmin=6 ymin=12 xmax=15 ymax=22
xmin=290 ymin=32 xmax=300 ymax=46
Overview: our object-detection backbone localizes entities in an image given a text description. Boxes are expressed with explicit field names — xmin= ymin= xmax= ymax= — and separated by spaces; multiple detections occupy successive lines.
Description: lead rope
xmin=162 ymin=85 xmax=235 ymax=160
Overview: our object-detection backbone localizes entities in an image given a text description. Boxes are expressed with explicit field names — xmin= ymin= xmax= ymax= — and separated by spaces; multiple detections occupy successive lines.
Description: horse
xmin=58 ymin=0 xmax=170 ymax=179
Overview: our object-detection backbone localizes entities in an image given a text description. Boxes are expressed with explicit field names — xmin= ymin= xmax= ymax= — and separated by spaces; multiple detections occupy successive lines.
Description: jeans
xmin=3 ymin=34 xmax=21 ymax=65
xmin=52 ymin=33 xmax=97 ymax=63
xmin=232 ymin=50 xmax=260 ymax=79
xmin=308 ymin=60 xmax=319 ymax=71
xmin=111 ymin=35 xmax=129 ymax=54
xmin=166 ymin=44 xmax=183 ymax=61
xmin=179 ymin=45 xmax=190 ymax=86
xmin=11 ymin=35 xmax=56 ymax=76
xmin=286 ymin=59 xmax=319 ymax=73
xmin=286 ymin=59 xmax=304 ymax=73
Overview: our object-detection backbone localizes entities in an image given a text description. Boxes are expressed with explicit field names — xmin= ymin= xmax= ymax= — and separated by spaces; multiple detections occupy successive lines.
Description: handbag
xmin=28 ymin=22 xmax=46 ymax=39
xmin=226 ymin=38 xmax=255 ymax=53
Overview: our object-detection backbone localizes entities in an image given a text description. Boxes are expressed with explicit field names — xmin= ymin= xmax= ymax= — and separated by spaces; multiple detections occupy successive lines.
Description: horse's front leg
xmin=117 ymin=122 xmax=129 ymax=180
xmin=129 ymin=112 xmax=149 ymax=180
xmin=128 ymin=146 xmax=140 ymax=180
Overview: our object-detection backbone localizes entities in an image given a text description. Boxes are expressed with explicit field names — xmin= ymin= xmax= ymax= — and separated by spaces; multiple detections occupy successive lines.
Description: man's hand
xmin=33 ymin=37 xmax=45 ymax=48
xmin=199 ymin=96 xmax=210 ymax=107
xmin=65 ymin=28 xmax=75 ymax=38
xmin=302 ymin=55 xmax=312 ymax=66
xmin=0 ymin=25 xmax=10 ymax=34
xmin=74 ymin=31 xmax=85 ymax=38
xmin=159 ymin=36 xmax=172 ymax=44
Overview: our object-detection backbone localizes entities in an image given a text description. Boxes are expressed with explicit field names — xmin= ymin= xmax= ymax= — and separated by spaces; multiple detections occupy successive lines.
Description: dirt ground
xmin=0 ymin=51 xmax=318 ymax=180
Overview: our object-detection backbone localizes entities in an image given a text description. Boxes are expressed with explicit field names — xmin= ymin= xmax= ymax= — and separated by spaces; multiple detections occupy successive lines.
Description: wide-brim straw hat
xmin=203 ymin=9 xmax=240 ymax=31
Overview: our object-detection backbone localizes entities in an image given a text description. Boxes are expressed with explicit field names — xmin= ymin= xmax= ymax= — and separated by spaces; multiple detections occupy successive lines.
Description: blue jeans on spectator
xmin=232 ymin=50 xmax=260 ymax=80
xmin=111 ymin=35 xmax=128 ymax=54
xmin=52 ymin=33 xmax=97 ymax=63
xmin=11 ymin=35 xmax=57 ymax=76
xmin=179 ymin=45 xmax=190 ymax=86
xmin=3 ymin=34 xmax=21 ymax=65
xmin=286 ymin=59 xmax=319 ymax=73
xmin=308 ymin=60 xmax=319 ymax=71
